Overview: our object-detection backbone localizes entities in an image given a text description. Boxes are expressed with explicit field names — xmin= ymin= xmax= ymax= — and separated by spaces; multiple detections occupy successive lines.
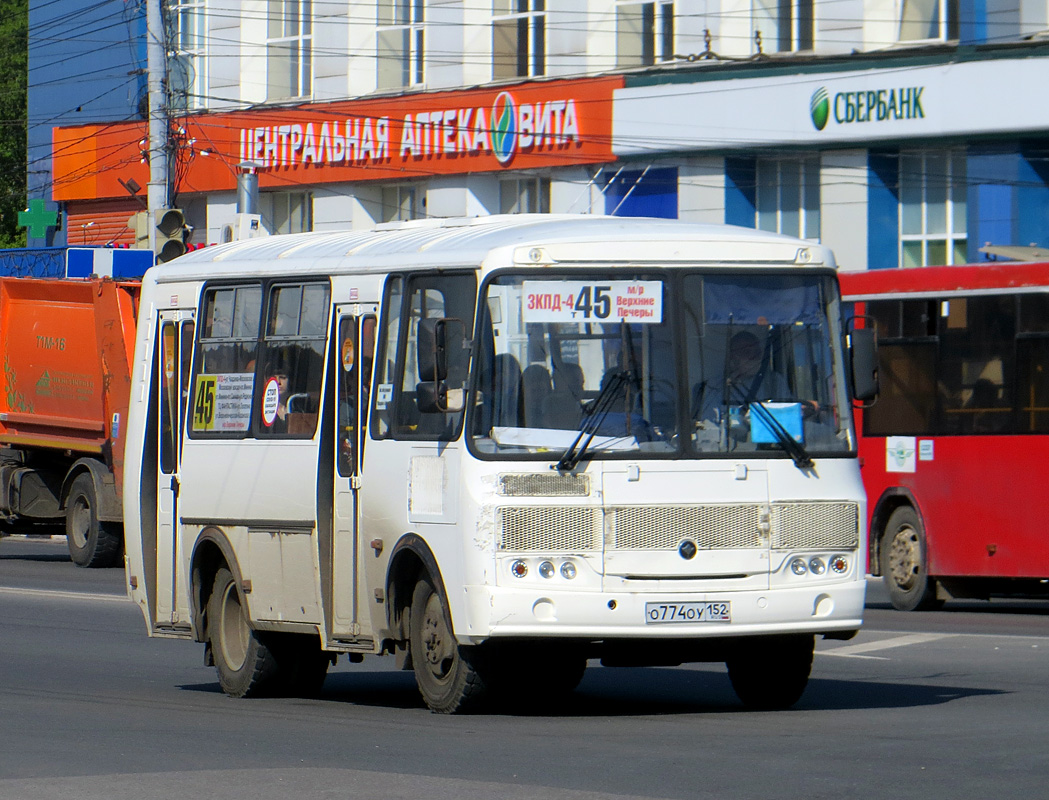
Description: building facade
xmin=28 ymin=0 xmax=1049 ymax=270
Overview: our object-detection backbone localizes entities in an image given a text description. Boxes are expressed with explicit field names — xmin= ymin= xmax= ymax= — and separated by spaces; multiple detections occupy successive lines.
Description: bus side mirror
xmin=416 ymin=317 xmax=468 ymax=413
xmin=417 ymin=317 xmax=467 ymax=382
xmin=848 ymin=326 xmax=879 ymax=402
xmin=416 ymin=381 xmax=466 ymax=413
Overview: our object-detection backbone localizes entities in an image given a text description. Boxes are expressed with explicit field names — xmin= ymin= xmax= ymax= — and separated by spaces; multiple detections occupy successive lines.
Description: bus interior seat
xmin=491 ymin=353 xmax=523 ymax=427
xmin=521 ymin=364 xmax=552 ymax=427
xmin=543 ymin=363 xmax=585 ymax=430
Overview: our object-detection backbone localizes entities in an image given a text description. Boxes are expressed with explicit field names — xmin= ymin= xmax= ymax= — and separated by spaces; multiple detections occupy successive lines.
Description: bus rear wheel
xmin=207 ymin=567 xmax=281 ymax=697
xmin=726 ymin=634 xmax=814 ymax=710
xmin=881 ymin=506 xmax=942 ymax=612
xmin=65 ymin=473 xmax=122 ymax=568
xmin=409 ymin=575 xmax=488 ymax=714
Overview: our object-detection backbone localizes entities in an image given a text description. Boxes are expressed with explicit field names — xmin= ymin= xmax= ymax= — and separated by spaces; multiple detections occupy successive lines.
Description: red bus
xmin=840 ymin=262 xmax=1049 ymax=610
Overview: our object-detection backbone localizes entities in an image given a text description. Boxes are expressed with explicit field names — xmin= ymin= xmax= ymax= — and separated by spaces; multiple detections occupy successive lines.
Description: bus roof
xmin=839 ymin=261 xmax=1049 ymax=299
xmin=151 ymin=215 xmax=832 ymax=281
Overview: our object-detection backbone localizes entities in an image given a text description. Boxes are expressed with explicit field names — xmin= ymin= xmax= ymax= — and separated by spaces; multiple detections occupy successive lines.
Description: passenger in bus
xmin=967 ymin=378 xmax=1007 ymax=433
xmin=338 ymin=328 xmax=375 ymax=469
xmin=694 ymin=331 xmax=790 ymax=421
xmin=268 ymin=370 xmax=291 ymax=433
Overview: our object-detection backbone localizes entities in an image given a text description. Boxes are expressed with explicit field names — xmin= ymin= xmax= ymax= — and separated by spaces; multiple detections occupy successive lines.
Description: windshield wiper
xmin=557 ymin=323 xmax=640 ymax=472
xmin=555 ymin=369 xmax=630 ymax=471
xmin=744 ymin=398 xmax=814 ymax=470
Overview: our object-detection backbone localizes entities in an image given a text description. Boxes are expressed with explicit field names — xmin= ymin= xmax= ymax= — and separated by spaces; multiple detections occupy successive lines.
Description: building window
xmin=500 ymin=177 xmax=550 ymax=214
xmin=899 ymin=150 xmax=967 ymax=267
xmin=259 ymin=191 xmax=312 ymax=234
xmin=899 ymin=0 xmax=959 ymax=41
xmin=171 ymin=0 xmax=207 ymax=110
xmin=616 ymin=2 xmax=674 ymax=68
xmin=493 ymin=0 xmax=545 ymax=80
xmin=753 ymin=0 xmax=813 ymax=52
xmin=381 ymin=185 xmax=421 ymax=222
xmin=377 ymin=0 xmax=424 ymax=90
xmin=756 ymin=157 xmax=820 ymax=241
xmin=267 ymin=0 xmax=312 ymax=100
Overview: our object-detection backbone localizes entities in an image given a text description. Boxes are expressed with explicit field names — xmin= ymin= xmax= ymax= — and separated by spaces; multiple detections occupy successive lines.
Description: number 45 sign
xmin=522 ymin=280 xmax=663 ymax=324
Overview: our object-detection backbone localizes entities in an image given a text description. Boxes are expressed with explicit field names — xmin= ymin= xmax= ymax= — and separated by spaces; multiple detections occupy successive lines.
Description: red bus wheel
xmin=881 ymin=507 xmax=942 ymax=611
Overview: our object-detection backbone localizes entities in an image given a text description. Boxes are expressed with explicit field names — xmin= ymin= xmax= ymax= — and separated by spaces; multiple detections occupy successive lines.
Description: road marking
xmin=819 ymin=632 xmax=956 ymax=659
xmin=0 ymin=767 xmax=681 ymax=800
xmin=0 ymin=586 xmax=129 ymax=604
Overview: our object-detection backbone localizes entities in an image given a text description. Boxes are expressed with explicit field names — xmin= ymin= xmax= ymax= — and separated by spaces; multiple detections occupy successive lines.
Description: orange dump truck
xmin=0 ymin=277 xmax=140 ymax=566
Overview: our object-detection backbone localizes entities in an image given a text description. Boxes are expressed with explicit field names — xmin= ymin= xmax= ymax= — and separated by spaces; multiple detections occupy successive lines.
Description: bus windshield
xmin=470 ymin=270 xmax=853 ymax=460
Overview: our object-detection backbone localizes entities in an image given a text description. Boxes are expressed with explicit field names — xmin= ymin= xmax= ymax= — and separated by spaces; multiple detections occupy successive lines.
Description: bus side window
xmin=863 ymin=299 xmax=938 ymax=437
xmin=372 ymin=273 xmax=476 ymax=441
xmin=938 ymin=295 xmax=1015 ymax=435
xmin=337 ymin=315 xmax=376 ymax=476
xmin=371 ymin=276 xmax=404 ymax=439
xmin=256 ymin=282 xmax=331 ymax=438
xmin=190 ymin=284 xmax=262 ymax=437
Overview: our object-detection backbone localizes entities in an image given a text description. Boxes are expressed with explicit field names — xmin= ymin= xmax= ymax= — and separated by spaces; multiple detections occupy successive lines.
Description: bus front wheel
xmin=207 ymin=567 xmax=281 ymax=697
xmin=726 ymin=634 xmax=814 ymax=710
xmin=881 ymin=507 xmax=942 ymax=612
xmin=409 ymin=575 xmax=488 ymax=714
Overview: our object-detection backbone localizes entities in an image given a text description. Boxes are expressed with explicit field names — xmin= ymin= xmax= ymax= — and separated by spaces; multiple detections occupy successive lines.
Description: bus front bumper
xmin=457 ymin=580 xmax=865 ymax=642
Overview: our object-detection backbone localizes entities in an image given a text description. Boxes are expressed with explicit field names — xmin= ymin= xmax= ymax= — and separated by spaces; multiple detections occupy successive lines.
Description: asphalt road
xmin=2 ymin=535 xmax=1048 ymax=800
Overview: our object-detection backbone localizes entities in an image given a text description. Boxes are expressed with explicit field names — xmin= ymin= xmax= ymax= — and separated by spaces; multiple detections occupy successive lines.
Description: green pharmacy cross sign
xmin=18 ymin=199 xmax=59 ymax=239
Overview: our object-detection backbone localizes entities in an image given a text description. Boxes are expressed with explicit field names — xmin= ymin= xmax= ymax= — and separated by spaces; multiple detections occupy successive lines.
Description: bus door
xmin=155 ymin=309 xmax=195 ymax=627
xmin=331 ymin=309 xmax=376 ymax=638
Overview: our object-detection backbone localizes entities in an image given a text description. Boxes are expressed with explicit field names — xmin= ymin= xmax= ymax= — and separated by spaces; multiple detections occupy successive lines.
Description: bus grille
xmin=495 ymin=502 xmax=859 ymax=553
xmin=609 ymin=505 xmax=764 ymax=550
xmin=771 ymin=502 xmax=859 ymax=550
xmin=497 ymin=506 xmax=602 ymax=551
xmin=497 ymin=473 xmax=590 ymax=497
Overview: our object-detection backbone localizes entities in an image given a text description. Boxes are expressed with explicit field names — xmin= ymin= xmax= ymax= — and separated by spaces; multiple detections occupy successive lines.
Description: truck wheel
xmin=207 ymin=567 xmax=281 ymax=698
xmin=881 ymin=506 xmax=942 ymax=611
xmin=727 ymin=634 xmax=814 ymax=710
xmin=65 ymin=474 xmax=121 ymax=568
xmin=409 ymin=575 xmax=489 ymax=714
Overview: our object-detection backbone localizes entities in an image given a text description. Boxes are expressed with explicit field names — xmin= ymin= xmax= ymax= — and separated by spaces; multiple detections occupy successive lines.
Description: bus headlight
xmin=790 ymin=558 xmax=808 ymax=575
xmin=538 ymin=561 xmax=555 ymax=579
xmin=560 ymin=561 xmax=578 ymax=580
xmin=809 ymin=557 xmax=826 ymax=575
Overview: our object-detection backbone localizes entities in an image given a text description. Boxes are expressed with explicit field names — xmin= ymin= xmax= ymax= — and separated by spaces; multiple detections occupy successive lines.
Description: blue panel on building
xmin=968 ymin=145 xmax=1049 ymax=261
xmin=605 ymin=168 xmax=678 ymax=218
xmin=724 ymin=158 xmax=756 ymax=228
xmin=867 ymin=153 xmax=900 ymax=270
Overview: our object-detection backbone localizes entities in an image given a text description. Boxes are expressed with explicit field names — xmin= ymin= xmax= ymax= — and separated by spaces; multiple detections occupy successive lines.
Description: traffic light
xmin=126 ymin=209 xmax=189 ymax=262
xmin=128 ymin=211 xmax=150 ymax=249
xmin=153 ymin=208 xmax=188 ymax=263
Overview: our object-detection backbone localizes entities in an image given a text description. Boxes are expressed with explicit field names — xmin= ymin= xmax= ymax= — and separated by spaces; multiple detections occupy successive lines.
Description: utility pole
xmin=145 ymin=0 xmax=169 ymax=214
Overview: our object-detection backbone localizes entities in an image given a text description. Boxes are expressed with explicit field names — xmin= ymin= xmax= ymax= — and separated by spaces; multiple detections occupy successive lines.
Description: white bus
xmin=123 ymin=215 xmax=876 ymax=713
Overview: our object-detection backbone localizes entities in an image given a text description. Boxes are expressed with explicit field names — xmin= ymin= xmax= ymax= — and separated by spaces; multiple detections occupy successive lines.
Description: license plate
xmin=644 ymin=601 xmax=731 ymax=624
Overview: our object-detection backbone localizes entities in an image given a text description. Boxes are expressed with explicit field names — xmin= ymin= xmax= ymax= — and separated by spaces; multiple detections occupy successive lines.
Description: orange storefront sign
xmin=53 ymin=76 xmax=622 ymax=202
